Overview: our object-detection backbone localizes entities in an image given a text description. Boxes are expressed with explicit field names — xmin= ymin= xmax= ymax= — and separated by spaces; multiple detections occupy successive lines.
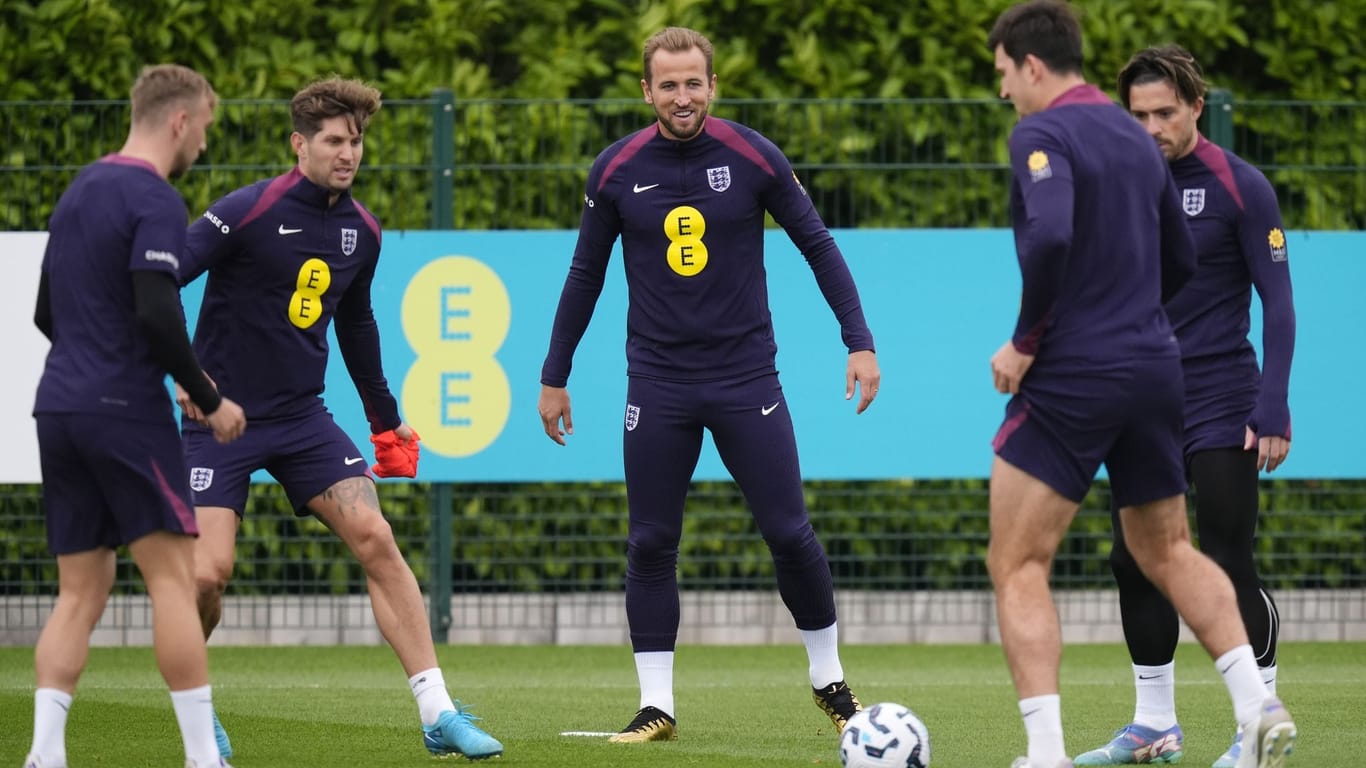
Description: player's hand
xmin=538 ymin=385 xmax=573 ymax=445
xmin=205 ymin=397 xmax=247 ymax=444
xmin=371 ymin=425 xmax=421 ymax=478
xmin=175 ymin=372 xmax=217 ymax=426
xmin=845 ymin=350 xmax=880 ymax=414
xmin=991 ymin=340 xmax=1035 ymax=394
xmin=1246 ymin=426 xmax=1291 ymax=472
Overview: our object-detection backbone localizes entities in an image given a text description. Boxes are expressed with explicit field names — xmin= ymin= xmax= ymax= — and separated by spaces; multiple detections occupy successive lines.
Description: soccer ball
xmin=839 ymin=702 xmax=930 ymax=768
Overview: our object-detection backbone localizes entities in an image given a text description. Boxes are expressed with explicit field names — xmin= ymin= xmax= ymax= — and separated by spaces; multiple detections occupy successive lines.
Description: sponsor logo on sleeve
xmin=143 ymin=249 xmax=179 ymax=269
xmin=201 ymin=209 xmax=230 ymax=234
xmin=792 ymin=170 xmax=808 ymax=197
xmin=1027 ymin=150 xmax=1052 ymax=182
xmin=1268 ymin=227 xmax=1288 ymax=262
xmin=1182 ymin=188 xmax=1206 ymax=216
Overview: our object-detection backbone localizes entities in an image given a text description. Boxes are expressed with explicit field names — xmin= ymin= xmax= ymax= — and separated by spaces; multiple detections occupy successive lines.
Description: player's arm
xmin=334 ymin=255 xmax=401 ymax=435
xmin=179 ymin=189 xmax=254 ymax=286
xmin=33 ymin=266 xmax=53 ymax=340
xmin=539 ymin=157 xmax=622 ymax=444
xmin=1238 ymin=166 xmax=1296 ymax=454
xmin=1007 ymin=124 xmax=1074 ymax=356
xmin=540 ymin=166 xmax=622 ymax=389
xmin=1157 ymin=170 xmax=1197 ymax=302
xmin=131 ymin=269 xmax=221 ymax=415
xmin=758 ymin=140 xmax=880 ymax=411
xmin=761 ymin=142 xmax=876 ymax=355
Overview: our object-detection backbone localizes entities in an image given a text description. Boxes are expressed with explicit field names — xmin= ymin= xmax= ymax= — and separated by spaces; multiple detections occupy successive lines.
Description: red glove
xmin=370 ymin=428 xmax=421 ymax=478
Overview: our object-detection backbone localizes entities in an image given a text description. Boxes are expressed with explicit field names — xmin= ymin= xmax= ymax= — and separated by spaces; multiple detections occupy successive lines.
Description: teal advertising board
xmin=181 ymin=229 xmax=1360 ymax=481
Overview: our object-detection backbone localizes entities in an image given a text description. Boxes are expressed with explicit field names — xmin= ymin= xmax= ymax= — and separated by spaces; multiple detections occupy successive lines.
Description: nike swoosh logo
xmin=761 ymin=402 xmax=780 ymax=416
xmin=633 ymin=183 xmax=660 ymax=193
xmin=278 ymin=225 xmax=303 ymax=235
xmin=1138 ymin=674 xmax=1163 ymax=680
xmin=344 ymin=457 xmax=365 ymax=465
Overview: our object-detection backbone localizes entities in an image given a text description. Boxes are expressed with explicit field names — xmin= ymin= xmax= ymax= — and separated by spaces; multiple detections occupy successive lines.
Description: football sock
xmin=1020 ymin=693 xmax=1066 ymax=768
xmin=800 ymin=622 xmax=845 ymax=689
xmin=30 ymin=687 xmax=72 ymax=767
xmin=169 ymin=684 xmax=219 ymax=767
xmin=1132 ymin=662 xmax=1178 ymax=729
xmin=1215 ymin=645 xmax=1267 ymax=727
xmin=1261 ymin=663 xmax=1278 ymax=696
xmin=409 ymin=668 xmax=456 ymax=727
xmin=634 ymin=651 xmax=675 ymax=718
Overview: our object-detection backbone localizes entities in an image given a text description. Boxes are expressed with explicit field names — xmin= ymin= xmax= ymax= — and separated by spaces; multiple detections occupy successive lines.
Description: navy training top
xmin=1007 ymin=84 xmax=1196 ymax=371
xmin=180 ymin=168 xmax=400 ymax=433
xmin=1167 ymin=134 xmax=1295 ymax=445
xmin=541 ymin=117 xmax=875 ymax=386
xmin=35 ymin=156 xmax=190 ymax=422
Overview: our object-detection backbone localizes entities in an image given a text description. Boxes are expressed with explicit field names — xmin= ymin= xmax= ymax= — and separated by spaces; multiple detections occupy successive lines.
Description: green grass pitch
xmin=2 ymin=642 xmax=1362 ymax=767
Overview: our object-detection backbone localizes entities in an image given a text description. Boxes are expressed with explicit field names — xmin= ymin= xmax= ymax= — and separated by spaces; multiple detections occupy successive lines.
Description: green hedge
xmin=3 ymin=0 xmax=1364 ymax=230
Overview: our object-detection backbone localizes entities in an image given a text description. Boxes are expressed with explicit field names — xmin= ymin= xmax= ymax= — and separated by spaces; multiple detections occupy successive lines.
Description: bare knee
xmin=194 ymin=553 xmax=233 ymax=607
xmin=347 ymin=515 xmax=405 ymax=569
xmin=988 ymin=543 xmax=1051 ymax=591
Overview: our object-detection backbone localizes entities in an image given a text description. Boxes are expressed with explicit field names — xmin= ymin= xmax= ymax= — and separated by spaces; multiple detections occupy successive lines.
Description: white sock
xmin=1261 ymin=664 xmax=1278 ymax=696
xmin=1215 ymin=645 xmax=1266 ymax=727
xmin=800 ymin=622 xmax=845 ymax=689
xmin=634 ymin=651 xmax=675 ymax=718
xmin=1020 ymin=693 xmax=1066 ymax=767
xmin=30 ymin=687 xmax=72 ymax=767
xmin=1132 ymin=662 xmax=1177 ymax=730
xmin=169 ymin=684 xmax=219 ymax=767
xmin=409 ymin=668 xmax=456 ymax=727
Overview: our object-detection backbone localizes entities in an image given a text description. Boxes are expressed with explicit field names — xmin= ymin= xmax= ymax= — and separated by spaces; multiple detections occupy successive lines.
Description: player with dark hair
xmin=538 ymin=25 xmax=879 ymax=744
xmin=1074 ymin=44 xmax=1296 ymax=768
xmin=982 ymin=3 xmax=1296 ymax=768
xmin=175 ymin=76 xmax=502 ymax=761
xmin=28 ymin=63 xmax=246 ymax=768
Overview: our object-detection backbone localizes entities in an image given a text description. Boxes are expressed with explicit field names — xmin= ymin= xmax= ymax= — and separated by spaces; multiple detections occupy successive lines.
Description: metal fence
xmin=3 ymin=94 xmax=1364 ymax=645
xmin=3 ymin=480 xmax=1363 ymax=645
xmin=3 ymin=94 xmax=1364 ymax=231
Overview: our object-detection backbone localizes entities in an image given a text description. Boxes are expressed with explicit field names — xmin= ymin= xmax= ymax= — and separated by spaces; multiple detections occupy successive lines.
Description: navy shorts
xmin=36 ymin=412 xmax=197 ymax=555
xmin=992 ymin=356 xmax=1188 ymax=508
xmin=183 ymin=411 xmax=370 ymax=516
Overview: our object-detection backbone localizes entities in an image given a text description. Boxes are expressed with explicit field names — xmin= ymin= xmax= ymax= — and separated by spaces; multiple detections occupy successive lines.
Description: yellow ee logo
xmin=288 ymin=258 xmax=331 ymax=329
xmin=400 ymin=256 xmax=511 ymax=458
xmin=665 ymin=205 xmax=708 ymax=276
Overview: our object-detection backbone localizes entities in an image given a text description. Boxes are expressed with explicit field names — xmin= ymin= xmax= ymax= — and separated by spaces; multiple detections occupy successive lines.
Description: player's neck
xmin=1039 ymin=74 xmax=1089 ymax=107
xmin=117 ymin=135 xmax=173 ymax=180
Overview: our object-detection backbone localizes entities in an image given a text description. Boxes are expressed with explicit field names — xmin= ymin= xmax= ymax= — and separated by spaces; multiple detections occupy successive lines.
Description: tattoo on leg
xmin=320 ymin=476 xmax=380 ymax=519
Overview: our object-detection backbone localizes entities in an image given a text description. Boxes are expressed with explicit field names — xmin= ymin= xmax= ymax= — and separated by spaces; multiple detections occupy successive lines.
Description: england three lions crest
xmin=1182 ymin=188 xmax=1205 ymax=216
xmin=625 ymin=404 xmax=641 ymax=432
xmin=190 ymin=467 xmax=214 ymax=492
xmin=707 ymin=166 xmax=731 ymax=192
xmin=341 ymin=228 xmax=358 ymax=255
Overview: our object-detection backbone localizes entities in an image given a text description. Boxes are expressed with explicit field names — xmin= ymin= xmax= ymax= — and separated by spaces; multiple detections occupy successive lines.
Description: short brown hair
xmin=1117 ymin=44 xmax=1208 ymax=110
xmin=643 ymin=27 xmax=714 ymax=84
xmin=987 ymin=0 xmax=1084 ymax=76
xmin=290 ymin=77 xmax=382 ymax=138
xmin=129 ymin=64 xmax=215 ymax=126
